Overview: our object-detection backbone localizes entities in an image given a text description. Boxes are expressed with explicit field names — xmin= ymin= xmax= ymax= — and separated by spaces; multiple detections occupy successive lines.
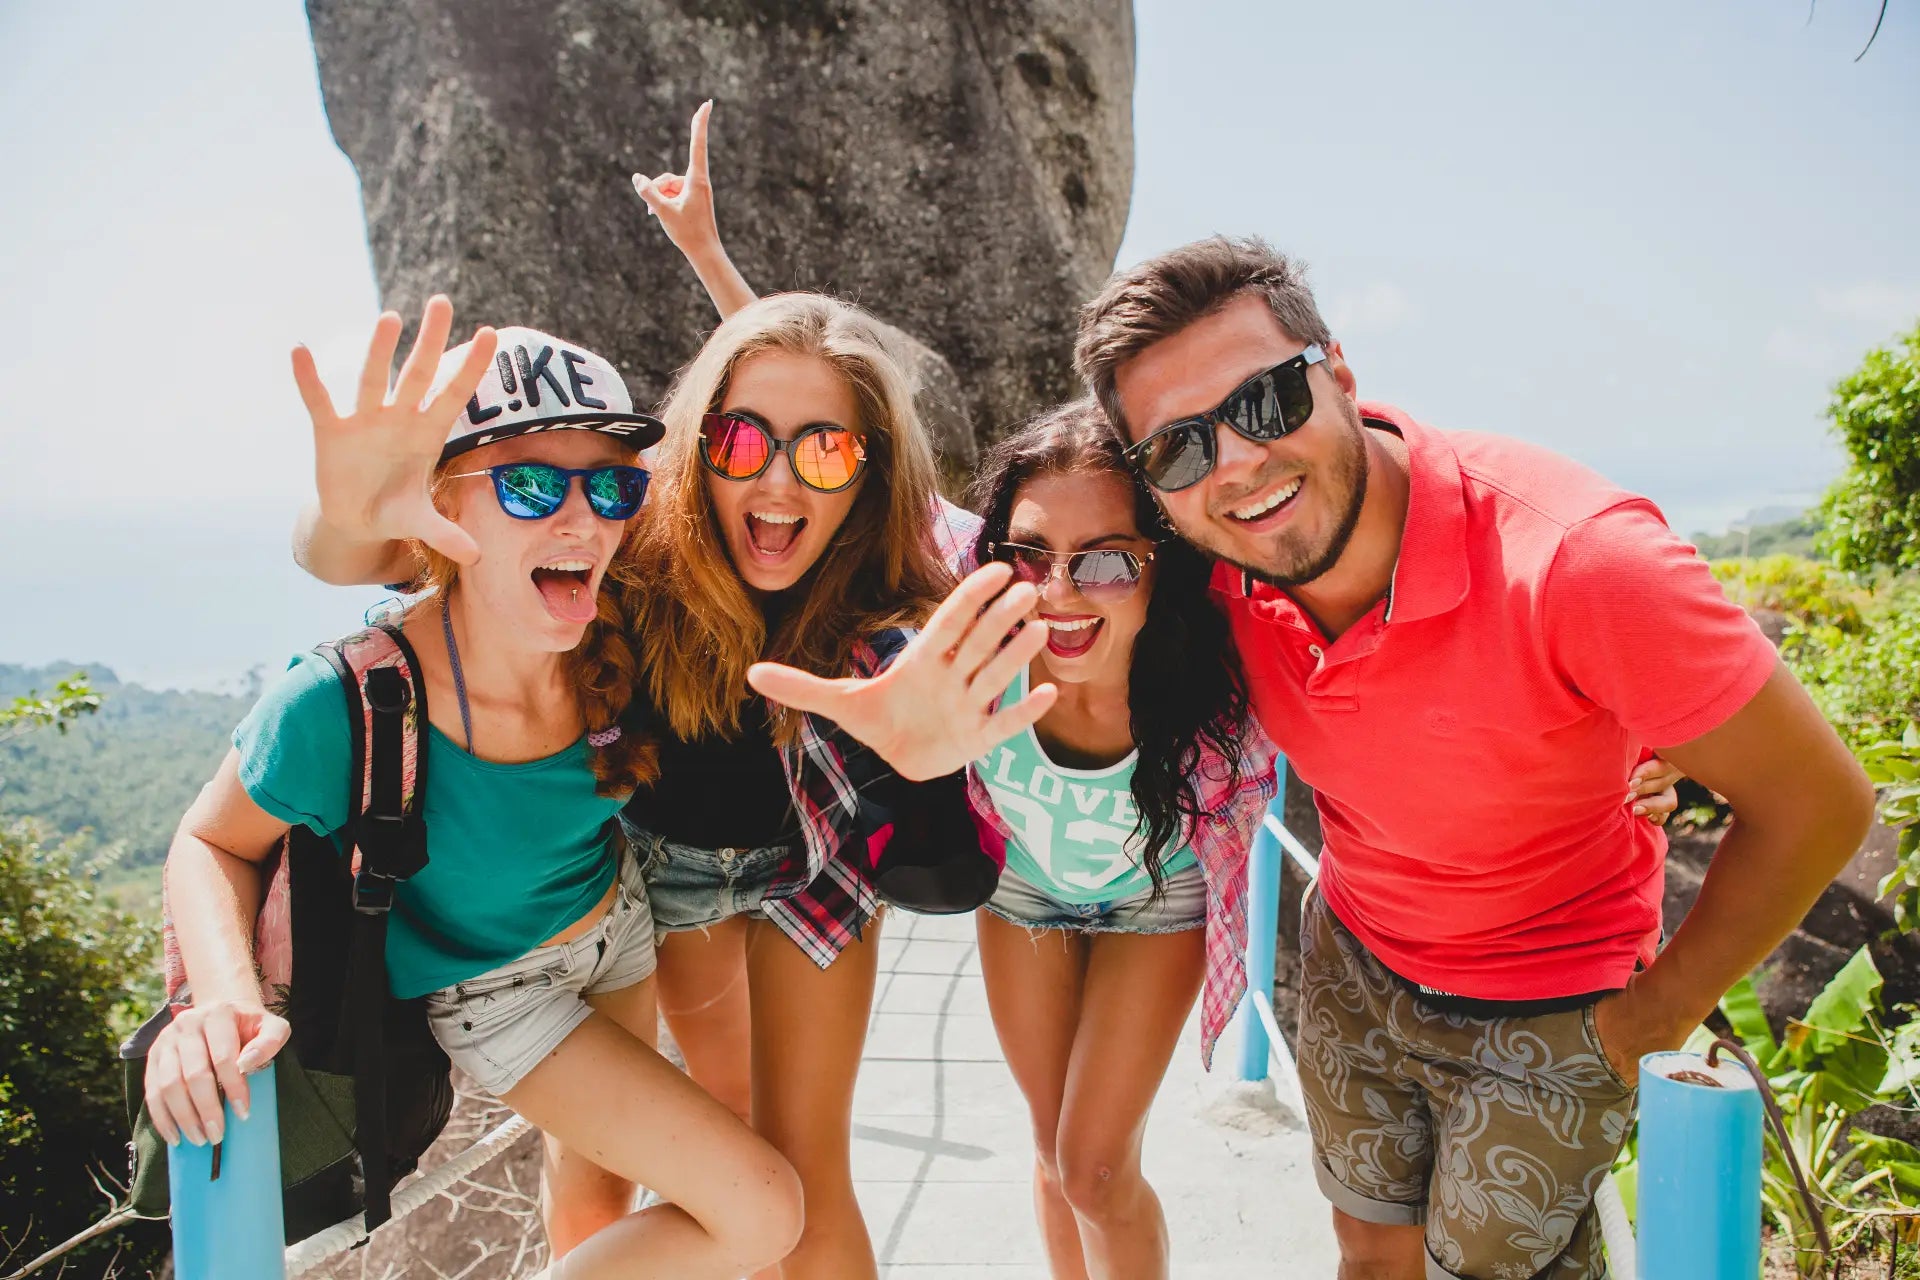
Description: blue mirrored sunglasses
xmin=446 ymin=463 xmax=650 ymax=520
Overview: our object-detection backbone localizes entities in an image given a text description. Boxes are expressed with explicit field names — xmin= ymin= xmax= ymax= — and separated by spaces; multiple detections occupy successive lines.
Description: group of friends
xmin=138 ymin=104 xmax=1879 ymax=1280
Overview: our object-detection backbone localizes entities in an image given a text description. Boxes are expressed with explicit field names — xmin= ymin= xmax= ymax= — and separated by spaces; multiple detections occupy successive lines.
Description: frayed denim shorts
xmin=423 ymin=852 xmax=656 ymax=1097
xmin=626 ymin=824 xmax=801 ymax=935
xmin=983 ymin=862 xmax=1207 ymax=935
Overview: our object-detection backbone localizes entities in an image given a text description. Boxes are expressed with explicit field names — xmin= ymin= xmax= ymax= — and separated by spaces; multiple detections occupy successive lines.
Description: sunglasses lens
xmin=1071 ymin=550 xmax=1141 ymax=596
xmin=705 ymin=415 xmax=771 ymax=479
xmin=1224 ymin=364 xmax=1314 ymax=441
xmin=586 ymin=466 xmax=648 ymax=519
xmin=494 ymin=464 xmax=568 ymax=518
xmin=793 ymin=428 xmax=864 ymax=492
xmin=1138 ymin=424 xmax=1212 ymax=492
xmin=997 ymin=546 xmax=1052 ymax=586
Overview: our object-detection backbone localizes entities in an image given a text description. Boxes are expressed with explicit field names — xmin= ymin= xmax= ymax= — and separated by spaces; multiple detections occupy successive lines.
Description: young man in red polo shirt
xmin=1051 ymin=237 xmax=1876 ymax=1279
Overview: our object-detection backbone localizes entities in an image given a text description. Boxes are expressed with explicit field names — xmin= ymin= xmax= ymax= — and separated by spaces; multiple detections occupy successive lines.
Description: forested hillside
xmin=0 ymin=663 xmax=258 ymax=905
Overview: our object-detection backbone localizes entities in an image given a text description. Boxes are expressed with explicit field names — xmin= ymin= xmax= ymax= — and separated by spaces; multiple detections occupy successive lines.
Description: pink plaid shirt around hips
xmin=755 ymin=499 xmax=986 ymax=969
xmin=952 ymin=504 xmax=1283 ymax=1068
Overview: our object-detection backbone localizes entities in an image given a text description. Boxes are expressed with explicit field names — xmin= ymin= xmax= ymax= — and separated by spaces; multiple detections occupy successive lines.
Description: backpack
xmin=118 ymin=622 xmax=453 ymax=1244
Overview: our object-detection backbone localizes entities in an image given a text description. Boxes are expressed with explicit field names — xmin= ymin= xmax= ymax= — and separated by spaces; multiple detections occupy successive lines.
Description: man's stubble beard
xmin=1168 ymin=399 xmax=1371 ymax=588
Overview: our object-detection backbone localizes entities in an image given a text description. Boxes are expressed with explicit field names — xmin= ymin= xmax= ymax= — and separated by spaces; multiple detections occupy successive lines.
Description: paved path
xmin=852 ymin=909 xmax=1339 ymax=1277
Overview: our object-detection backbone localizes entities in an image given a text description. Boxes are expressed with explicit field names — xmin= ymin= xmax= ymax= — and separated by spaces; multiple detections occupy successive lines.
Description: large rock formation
xmin=305 ymin=0 xmax=1136 ymax=467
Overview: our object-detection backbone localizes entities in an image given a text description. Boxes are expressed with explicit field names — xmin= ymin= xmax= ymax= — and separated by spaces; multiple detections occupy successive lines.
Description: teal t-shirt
xmin=233 ymin=651 xmax=623 ymax=999
xmin=972 ymin=666 xmax=1197 ymax=906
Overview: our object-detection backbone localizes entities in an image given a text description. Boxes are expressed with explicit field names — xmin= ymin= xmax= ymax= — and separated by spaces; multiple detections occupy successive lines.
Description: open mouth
xmin=1225 ymin=474 xmax=1305 ymax=529
xmin=531 ymin=560 xmax=597 ymax=624
xmin=1043 ymin=614 xmax=1103 ymax=659
xmin=745 ymin=511 xmax=807 ymax=561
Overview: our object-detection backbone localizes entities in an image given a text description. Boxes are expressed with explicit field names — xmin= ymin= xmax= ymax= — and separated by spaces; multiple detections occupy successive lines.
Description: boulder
xmin=304 ymin=0 xmax=1136 ymax=468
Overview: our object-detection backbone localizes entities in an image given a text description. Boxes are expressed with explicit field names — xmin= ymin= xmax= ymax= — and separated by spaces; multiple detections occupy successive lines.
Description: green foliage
xmin=0 ymin=814 xmax=161 ymax=1273
xmin=0 ymin=664 xmax=253 ymax=900
xmin=1864 ymin=722 xmax=1920 ymax=935
xmin=0 ymin=674 xmax=101 ymax=744
xmin=1818 ymin=318 xmax=1920 ymax=574
xmin=1712 ymin=559 xmax=1920 ymax=754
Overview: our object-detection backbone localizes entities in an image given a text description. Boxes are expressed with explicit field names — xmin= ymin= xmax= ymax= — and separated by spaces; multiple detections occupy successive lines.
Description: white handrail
xmin=285 ymin=1114 xmax=533 ymax=1275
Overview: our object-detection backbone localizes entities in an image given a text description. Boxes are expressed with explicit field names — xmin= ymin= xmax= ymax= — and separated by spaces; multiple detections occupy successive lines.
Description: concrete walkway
xmin=853 ymin=908 xmax=1339 ymax=1277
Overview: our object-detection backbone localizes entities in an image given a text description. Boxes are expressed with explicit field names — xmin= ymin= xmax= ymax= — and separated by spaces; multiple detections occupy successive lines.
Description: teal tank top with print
xmin=973 ymin=666 xmax=1197 ymax=906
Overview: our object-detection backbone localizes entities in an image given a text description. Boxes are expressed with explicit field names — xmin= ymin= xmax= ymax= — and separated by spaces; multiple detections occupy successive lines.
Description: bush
xmin=1713 ymin=559 xmax=1920 ymax=754
xmin=1819 ymin=319 xmax=1920 ymax=575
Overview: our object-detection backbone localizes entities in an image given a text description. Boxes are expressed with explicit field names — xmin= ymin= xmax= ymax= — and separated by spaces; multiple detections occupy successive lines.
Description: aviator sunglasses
xmin=988 ymin=542 xmax=1155 ymax=600
xmin=447 ymin=462 xmax=651 ymax=520
xmin=700 ymin=411 xmax=869 ymax=494
xmin=1124 ymin=344 xmax=1327 ymax=493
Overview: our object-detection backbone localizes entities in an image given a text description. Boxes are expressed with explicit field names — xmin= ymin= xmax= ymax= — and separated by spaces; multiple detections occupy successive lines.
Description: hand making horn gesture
xmin=290 ymin=296 xmax=498 ymax=566
xmin=747 ymin=563 xmax=1062 ymax=781
xmin=633 ymin=99 xmax=720 ymax=262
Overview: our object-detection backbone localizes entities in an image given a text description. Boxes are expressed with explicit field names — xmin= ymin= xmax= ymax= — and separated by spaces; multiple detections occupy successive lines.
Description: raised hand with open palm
xmin=290 ymin=295 xmax=497 ymax=568
xmin=747 ymin=563 xmax=1061 ymax=781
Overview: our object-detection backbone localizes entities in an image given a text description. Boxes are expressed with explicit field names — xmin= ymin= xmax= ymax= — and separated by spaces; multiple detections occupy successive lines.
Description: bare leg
xmin=1331 ymin=1213 xmax=1426 ymax=1280
xmin=976 ymin=912 xmax=1092 ymax=1279
xmin=542 ymin=978 xmax=658 ymax=1257
xmin=745 ymin=912 xmax=884 ymax=1280
xmin=1055 ymin=928 xmax=1204 ymax=1279
xmin=504 ymin=1005 xmax=803 ymax=1279
xmin=655 ymin=919 xmax=754 ymax=1121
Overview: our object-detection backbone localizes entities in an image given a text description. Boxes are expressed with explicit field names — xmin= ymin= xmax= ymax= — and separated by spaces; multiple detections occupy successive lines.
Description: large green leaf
xmin=1719 ymin=976 xmax=1778 ymax=1059
xmin=1785 ymin=948 xmax=1883 ymax=1066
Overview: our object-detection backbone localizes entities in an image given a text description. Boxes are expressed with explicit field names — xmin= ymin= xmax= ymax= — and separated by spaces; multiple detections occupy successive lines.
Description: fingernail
xmin=209 ymin=1125 xmax=224 ymax=1145
xmin=1632 ymin=804 xmax=1647 ymax=815
xmin=235 ymin=1102 xmax=250 ymax=1122
xmin=188 ymin=1132 xmax=206 ymax=1147
xmin=166 ymin=1133 xmax=180 ymax=1148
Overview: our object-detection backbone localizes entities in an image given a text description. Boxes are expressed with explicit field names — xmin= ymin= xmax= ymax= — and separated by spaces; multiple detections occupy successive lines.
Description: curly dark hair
xmin=966 ymin=398 xmax=1252 ymax=895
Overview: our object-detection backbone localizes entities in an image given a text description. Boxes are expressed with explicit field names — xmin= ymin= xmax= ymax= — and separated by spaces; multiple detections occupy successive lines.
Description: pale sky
xmin=2 ymin=0 xmax=1915 ymax=688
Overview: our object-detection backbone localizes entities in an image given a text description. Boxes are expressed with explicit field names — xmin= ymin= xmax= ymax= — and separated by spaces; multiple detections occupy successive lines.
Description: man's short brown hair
xmin=1073 ymin=235 xmax=1333 ymax=438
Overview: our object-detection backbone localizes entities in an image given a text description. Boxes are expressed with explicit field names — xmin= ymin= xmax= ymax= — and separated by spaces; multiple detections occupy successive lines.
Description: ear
xmin=1324 ymin=339 xmax=1359 ymax=401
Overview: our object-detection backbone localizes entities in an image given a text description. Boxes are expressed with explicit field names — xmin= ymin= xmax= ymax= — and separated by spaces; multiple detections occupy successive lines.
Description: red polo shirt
xmin=1215 ymin=404 xmax=1778 ymax=1000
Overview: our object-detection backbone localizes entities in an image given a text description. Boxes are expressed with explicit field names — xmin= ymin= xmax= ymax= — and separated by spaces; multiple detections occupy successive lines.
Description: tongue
xmin=748 ymin=515 xmax=801 ymax=556
xmin=535 ymin=572 xmax=598 ymax=624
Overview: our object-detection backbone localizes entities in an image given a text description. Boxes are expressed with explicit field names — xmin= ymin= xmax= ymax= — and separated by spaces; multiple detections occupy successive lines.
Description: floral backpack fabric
xmin=120 ymin=622 xmax=452 ymax=1244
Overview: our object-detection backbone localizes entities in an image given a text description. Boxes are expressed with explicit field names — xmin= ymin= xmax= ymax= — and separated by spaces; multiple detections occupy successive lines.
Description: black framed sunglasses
xmin=988 ymin=542 xmax=1154 ymax=600
xmin=1123 ymin=345 xmax=1327 ymax=492
xmin=700 ymin=411 xmax=869 ymax=494
xmin=446 ymin=462 xmax=650 ymax=520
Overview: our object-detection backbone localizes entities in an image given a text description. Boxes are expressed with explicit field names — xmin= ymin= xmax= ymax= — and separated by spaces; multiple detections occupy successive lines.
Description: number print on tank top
xmin=984 ymin=746 xmax=1144 ymax=892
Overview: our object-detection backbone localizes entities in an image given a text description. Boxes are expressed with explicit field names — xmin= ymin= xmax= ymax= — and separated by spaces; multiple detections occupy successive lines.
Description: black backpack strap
xmin=320 ymin=624 xmax=430 ymax=1233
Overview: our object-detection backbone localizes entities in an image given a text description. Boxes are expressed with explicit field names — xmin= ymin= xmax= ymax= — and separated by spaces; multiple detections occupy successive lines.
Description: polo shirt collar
xmin=1362 ymin=402 xmax=1469 ymax=625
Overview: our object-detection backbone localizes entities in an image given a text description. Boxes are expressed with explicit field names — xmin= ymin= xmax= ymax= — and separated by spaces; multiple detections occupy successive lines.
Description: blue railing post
xmin=1238 ymin=786 xmax=1287 ymax=1082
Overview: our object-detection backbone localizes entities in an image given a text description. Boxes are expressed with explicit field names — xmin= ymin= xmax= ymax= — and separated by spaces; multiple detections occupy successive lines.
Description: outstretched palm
xmin=747 ymin=564 xmax=1060 ymax=781
xmin=291 ymin=295 xmax=497 ymax=566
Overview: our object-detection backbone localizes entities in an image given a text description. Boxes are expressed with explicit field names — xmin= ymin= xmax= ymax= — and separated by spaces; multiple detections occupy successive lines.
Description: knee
xmin=718 ymin=1153 xmax=805 ymax=1271
xmin=1331 ymin=1209 xmax=1425 ymax=1268
xmin=1056 ymin=1144 xmax=1136 ymax=1222
xmin=542 ymin=1163 xmax=631 ymax=1247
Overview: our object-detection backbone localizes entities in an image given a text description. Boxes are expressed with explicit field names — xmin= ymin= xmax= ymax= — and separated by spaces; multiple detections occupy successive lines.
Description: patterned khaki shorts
xmin=1297 ymin=889 xmax=1638 ymax=1280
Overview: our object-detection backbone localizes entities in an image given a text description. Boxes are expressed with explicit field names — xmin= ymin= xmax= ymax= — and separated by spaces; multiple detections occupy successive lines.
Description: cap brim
xmin=440 ymin=412 xmax=667 ymax=462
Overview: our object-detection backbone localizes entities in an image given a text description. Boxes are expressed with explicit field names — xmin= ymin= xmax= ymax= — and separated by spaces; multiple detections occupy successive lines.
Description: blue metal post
xmin=1636 ymin=1051 xmax=1763 ymax=1279
xmin=168 ymin=1061 xmax=288 ymax=1280
xmin=1238 ymin=788 xmax=1286 ymax=1082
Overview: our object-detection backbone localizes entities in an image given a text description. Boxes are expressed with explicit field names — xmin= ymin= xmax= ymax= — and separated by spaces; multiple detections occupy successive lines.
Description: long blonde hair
xmin=404 ymin=470 xmax=653 ymax=797
xmin=619 ymin=292 xmax=954 ymax=744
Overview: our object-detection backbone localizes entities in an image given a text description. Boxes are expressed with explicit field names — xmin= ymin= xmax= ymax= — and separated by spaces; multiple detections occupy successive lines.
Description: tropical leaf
xmin=1720 ymin=975 xmax=1779 ymax=1059
xmin=1787 ymin=948 xmax=1883 ymax=1066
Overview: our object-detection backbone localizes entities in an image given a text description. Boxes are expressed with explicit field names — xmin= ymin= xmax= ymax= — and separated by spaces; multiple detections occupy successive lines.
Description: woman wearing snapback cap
xmin=293 ymin=283 xmax=1048 ymax=1277
xmin=145 ymin=301 xmax=805 ymax=1279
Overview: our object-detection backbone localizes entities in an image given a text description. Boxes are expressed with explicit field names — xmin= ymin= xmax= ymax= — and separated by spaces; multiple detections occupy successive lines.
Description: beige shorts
xmin=424 ymin=854 xmax=656 ymax=1096
xmin=1296 ymin=888 xmax=1638 ymax=1280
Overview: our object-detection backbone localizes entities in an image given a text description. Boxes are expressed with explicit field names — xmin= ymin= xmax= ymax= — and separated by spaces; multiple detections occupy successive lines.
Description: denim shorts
xmin=423 ymin=853 xmax=656 ymax=1096
xmin=983 ymin=861 xmax=1207 ymax=935
xmin=629 ymin=825 xmax=802 ymax=935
